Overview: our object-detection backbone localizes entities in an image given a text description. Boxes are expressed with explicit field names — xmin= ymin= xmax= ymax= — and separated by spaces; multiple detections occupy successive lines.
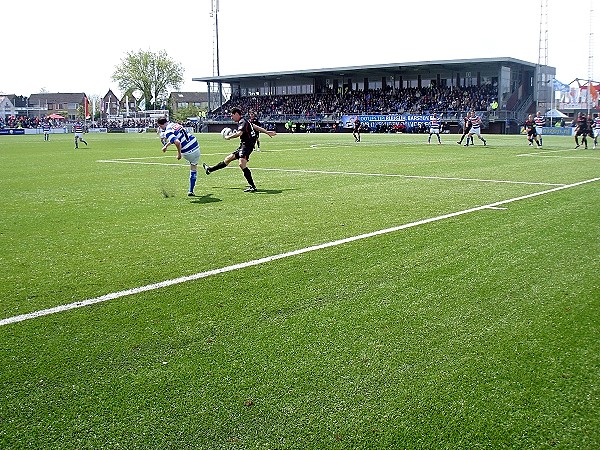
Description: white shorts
xmin=469 ymin=127 xmax=482 ymax=137
xmin=429 ymin=128 xmax=440 ymax=135
xmin=535 ymin=126 xmax=543 ymax=135
xmin=594 ymin=129 xmax=600 ymax=138
xmin=75 ymin=132 xmax=84 ymax=139
xmin=182 ymin=147 xmax=200 ymax=166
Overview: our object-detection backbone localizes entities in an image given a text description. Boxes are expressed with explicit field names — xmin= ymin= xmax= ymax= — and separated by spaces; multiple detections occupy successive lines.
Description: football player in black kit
xmin=457 ymin=111 xmax=474 ymax=145
xmin=352 ymin=116 xmax=361 ymax=142
xmin=203 ymin=107 xmax=276 ymax=192
xmin=574 ymin=112 xmax=588 ymax=149
xmin=523 ymin=114 xmax=541 ymax=147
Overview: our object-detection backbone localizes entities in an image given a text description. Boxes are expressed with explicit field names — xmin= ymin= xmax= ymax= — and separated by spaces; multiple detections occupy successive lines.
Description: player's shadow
xmin=222 ymin=187 xmax=293 ymax=195
xmin=255 ymin=188 xmax=290 ymax=195
xmin=190 ymin=193 xmax=222 ymax=204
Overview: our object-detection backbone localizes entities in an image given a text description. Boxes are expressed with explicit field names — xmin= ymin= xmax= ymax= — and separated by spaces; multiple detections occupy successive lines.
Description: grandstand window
xmin=368 ymin=80 xmax=382 ymax=90
xmin=480 ymin=76 xmax=493 ymax=86
xmin=500 ymin=66 xmax=511 ymax=102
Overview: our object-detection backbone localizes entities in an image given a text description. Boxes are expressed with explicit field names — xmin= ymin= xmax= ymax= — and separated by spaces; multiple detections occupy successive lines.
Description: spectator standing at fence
xmin=73 ymin=120 xmax=88 ymax=149
xmin=534 ymin=111 xmax=546 ymax=147
xmin=203 ymin=107 xmax=276 ymax=192
xmin=427 ymin=113 xmax=442 ymax=144
xmin=157 ymin=117 xmax=201 ymax=197
xmin=285 ymin=119 xmax=293 ymax=133
xmin=490 ymin=99 xmax=499 ymax=117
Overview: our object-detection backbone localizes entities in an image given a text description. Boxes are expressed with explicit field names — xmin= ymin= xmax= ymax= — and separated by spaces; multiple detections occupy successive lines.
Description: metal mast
xmin=537 ymin=0 xmax=549 ymax=110
xmin=587 ymin=0 xmax=594 ymax=114
xmin=210 ymin=0 xmax=223 ymax=110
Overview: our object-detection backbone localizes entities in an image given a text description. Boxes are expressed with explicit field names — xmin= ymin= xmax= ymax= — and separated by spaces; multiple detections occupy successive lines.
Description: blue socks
xmin=190 ymin=170 xmax=197 ymax=192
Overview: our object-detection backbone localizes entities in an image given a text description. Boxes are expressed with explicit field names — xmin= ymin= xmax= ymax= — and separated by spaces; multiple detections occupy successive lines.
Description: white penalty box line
xmin=2 ymin=177 xmax=598 ymax=327
xmin=97 ymin=158 xmax=565 ymax=187
xmin=254 ymin=168 xmax=566 ymax=187
xmin=517 ymin=148 xmax=600 ymax=159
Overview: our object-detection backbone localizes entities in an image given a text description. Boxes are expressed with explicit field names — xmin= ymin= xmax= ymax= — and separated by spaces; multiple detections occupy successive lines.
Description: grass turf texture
xmin=0 ymin=131 xmax=598 ymax=449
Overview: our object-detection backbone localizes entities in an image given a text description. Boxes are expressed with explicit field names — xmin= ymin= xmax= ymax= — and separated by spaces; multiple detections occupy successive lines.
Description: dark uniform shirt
xmin=238 ymin=117 xmax=257 ymax=146
xmin=463 ymin=116 xmax=472 ymax=132
xmin=575 ymin=115 xmax=588 ymax=135
xmin=524 ymin=119 xmax=536 ymax=136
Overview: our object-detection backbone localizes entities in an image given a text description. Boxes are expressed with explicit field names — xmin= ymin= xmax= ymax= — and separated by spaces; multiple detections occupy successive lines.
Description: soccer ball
xmin=221 ymin=127 xmax=232 ymax=139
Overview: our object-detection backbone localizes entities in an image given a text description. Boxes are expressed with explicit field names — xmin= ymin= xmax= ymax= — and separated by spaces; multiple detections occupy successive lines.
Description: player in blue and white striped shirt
xmin=428 ymin=114 xmax=442 ymax=144
xmin=73 ymin=121 xmax=88 ymax=149
xmin=157 ymin=117 xmax=201 ymax=196
xmin=42 ymin=122 xmax=51 ymax=141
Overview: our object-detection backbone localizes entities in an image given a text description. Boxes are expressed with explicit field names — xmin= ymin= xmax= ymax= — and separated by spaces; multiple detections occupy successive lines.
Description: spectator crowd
xmin=2 ymin=85 xmax=498 ymax=131
xmin=210 ymin=84 xmax=498 ymax=122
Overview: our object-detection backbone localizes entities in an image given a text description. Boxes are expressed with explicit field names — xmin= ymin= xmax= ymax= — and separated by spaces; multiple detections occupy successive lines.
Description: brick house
xmin=28 ymin=93 xmax=89 ymax=120
xmin=168 ymin=92 xmax=211 ymax=117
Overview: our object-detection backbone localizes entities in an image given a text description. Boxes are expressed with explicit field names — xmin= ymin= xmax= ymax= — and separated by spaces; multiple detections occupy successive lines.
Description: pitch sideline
xmin=1 ymin=177 xmax=598 ymax=327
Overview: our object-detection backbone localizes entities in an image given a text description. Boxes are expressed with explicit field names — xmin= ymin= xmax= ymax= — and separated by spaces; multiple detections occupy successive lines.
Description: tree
xmin=112 ymin=50 xmax=184 ymax=110
xmin=172 ymin=105 xmax=206 ymax=123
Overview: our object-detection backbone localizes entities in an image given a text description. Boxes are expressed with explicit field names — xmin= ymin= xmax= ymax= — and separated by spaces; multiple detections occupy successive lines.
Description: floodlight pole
xmin=587 ymin=0 xmax=594 ymax=115
xmin=211 ymin=0 xmax=223 ymax=110
xmin=536 ymin=0 xmax=549 ymax=111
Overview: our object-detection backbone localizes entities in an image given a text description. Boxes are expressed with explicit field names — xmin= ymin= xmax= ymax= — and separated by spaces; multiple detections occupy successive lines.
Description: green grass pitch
xmin=0 ymin=130 xmax=599 ymax=449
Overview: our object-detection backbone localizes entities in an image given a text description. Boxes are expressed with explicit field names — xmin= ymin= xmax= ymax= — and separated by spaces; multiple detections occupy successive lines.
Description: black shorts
xmin=527 ymin=129 xmax=537 ymax=137
xmin=232 ymin=142 xmax=254 ymax=160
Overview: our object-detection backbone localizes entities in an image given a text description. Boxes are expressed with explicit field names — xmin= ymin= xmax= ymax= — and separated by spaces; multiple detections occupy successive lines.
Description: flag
xmin=590 ymin=83 xmax=599 ymax=102
xmin=552 ymin=79 xmax=570 ymax=93
xmin=84 ymin=97 xmax=90 ymax=119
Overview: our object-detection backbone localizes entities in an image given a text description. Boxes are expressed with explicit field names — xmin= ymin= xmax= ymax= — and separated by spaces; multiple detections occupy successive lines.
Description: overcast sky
xmin=1 ymin=0 xmax=597 ymax=98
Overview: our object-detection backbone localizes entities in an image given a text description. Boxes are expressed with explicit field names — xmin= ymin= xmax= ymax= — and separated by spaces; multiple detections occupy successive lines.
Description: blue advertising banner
xmin=541 ymin=126 xmax=573 ymax=136
xmin=0 ymin=128 xmax=25 ymax=135
xmin=341 ymin=114 xmax=432 ymax=129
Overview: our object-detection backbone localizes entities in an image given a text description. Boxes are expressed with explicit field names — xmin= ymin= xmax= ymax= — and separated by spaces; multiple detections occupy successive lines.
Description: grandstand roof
xmin=192 ymin=57 xmax=544 ymax=84
xmin=28 ymin=92 xmax=87 ymax=105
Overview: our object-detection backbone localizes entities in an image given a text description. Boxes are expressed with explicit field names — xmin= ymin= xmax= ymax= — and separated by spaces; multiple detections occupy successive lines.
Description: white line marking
xmin=517 ymin=148 xmax=579 ymax=156
xmin=97 ymin=160 xmax=186 ymax=167
xmin=254 ymin=168 xmax=566 ymax=186
xmin=2 ymin=177 xmax=597 ymax=327
xmin=484 ymin=206 xmax=508 ymax=210
xmin=517 ymin=148 xmax=600 ymax=159
xmin=101 ymin=155 xmax=172 ymax=161
xmin=96 ymin=160 xmax=566 ymax=186
xmin=518 ymin=154 xmax=600 ymax=160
